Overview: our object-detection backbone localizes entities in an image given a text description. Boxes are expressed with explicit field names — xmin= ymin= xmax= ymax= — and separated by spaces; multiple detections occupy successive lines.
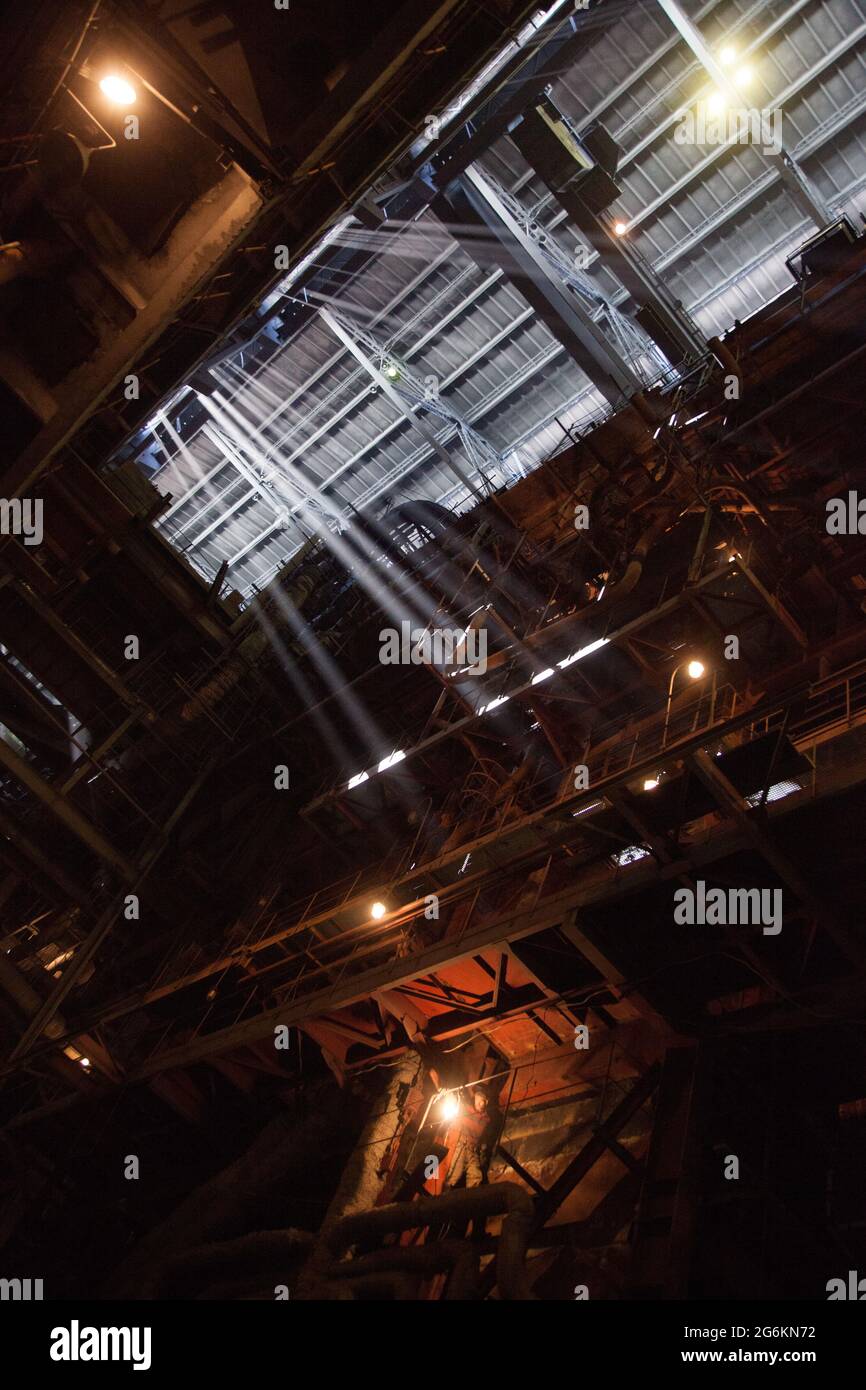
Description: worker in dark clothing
xmin=445 ymin=1085 xmax=493 ymax=1188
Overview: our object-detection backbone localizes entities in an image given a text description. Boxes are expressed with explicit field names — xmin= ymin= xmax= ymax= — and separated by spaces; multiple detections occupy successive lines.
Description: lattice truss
xmin=485 ymin=174 xmax=673 ymax=384
xmin=306 ymin=297 xmax=518 ymax=493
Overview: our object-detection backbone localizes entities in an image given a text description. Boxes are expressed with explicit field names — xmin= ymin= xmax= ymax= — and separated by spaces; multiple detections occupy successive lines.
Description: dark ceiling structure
xmin=2 ymin=0 xmax=866 ymax=1312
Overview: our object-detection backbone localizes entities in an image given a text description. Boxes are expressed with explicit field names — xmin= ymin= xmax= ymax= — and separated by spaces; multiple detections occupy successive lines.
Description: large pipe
xmin=317 ymin=1057 xmax=421 ymax=1231
xmin=298 ymin=1180 xmax=536 ymax=1300
xmin=153 ymin=1228 xmax=313 ymax=1299
xmin=323 ymin=1238 xmax=478 ymax=1301
xmin=336 ymin=1272 xmax=420 ymax=1300
xmin=478 ymin=506 xmax=677 ymax=674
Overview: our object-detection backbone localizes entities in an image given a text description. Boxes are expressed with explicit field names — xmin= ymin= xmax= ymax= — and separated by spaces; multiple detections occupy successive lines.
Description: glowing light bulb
xmin=687 ymin=660 xmax=706 ymax=680
xmin=370 ymin=901 xmax=387 ymax=920
xmin=80 ymin=1057 xmax=91 ymax=1068
xmin=643 ymin=777 xmax=659 ymax=791
xmin=719 ymin=45 xmax=736 ymax=66
xmin=99 ymin=75 xmax=137 ymax=106
xmin=439 ymin=1092 xmax=460 ymax=1121
xmin=613 ymin=220 xmax=627 ymax=236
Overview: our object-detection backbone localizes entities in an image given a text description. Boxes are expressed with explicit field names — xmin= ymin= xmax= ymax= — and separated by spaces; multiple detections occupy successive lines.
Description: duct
xmin=380 ymin=493 xmax=549 ymax=643
xmin=386 ymin=500 xmax=455 ymax=541
xmin=109 ymin=1092 xmax=360 ymax=1297
xmin=323 ymin=1237 xmax=479 ymax=1300
xmin=334 ymin=1272 xmax=421 ymax=1300
xmin=476 ymin=506 xmax=677 ymax=674
xmin=317 ymin=1056 xmax=421 ymax=1229
xmin=298 ymin=1180 xmax=536 ymax=1300
xmin=153 ymin=1228 xmax=313 ymax=1299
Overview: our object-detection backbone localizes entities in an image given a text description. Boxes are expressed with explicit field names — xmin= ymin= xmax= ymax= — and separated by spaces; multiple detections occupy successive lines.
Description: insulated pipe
xmin=335 ymin=1272 xmax=420 ymax=1300
xmin=317 ymin=1057 xmax=421 ymax=1232
xmin=298 ymin=1181 xmax=536 ymax=1300
xmin=478 ymin=507 xmax=677 ymax=673
xmin=323 ymin=1237 xmax=479 ymax=1300
xmin=153 ymin=1228 xmax=314 ymax=1299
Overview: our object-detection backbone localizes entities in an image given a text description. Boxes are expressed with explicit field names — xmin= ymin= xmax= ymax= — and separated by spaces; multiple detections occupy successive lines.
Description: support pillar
xmin=439 ymin=167 xmax=644 ymax=408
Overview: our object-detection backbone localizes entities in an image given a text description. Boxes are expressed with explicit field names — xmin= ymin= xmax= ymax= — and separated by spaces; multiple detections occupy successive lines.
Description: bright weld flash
xmin=99 ymin=75 xmax=137 ymax=105
xmin=439 ymin=1092 xmax=460 ymax=1121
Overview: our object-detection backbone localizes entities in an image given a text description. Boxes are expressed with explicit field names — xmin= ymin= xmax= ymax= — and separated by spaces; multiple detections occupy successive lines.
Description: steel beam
xmin=81 ymin=742 xmax=866 ymax=1080
xmin=508 ymin=104 xmax=707 ymax=364
xmin=0 ymin=738 xmax=136 ymax=882
xmin=319 ymin=306 xmax=487 ymax=503
xmin=13 ymin=730 xmax=866 ymax=1086
xmin=655 ymin=0 xmax=835 ymax=230
xmin=532 ymin=1063 xmax=659 ymax=1230
xmin=9 ymin=579 xmax=153 ymax=717
xmin=689 ymin=749 xmax=866 ymax=970
xmin=6 ymin=754 xmax=220 ymax=1064
xmin=442 ymin=167 xmax=643 ymax=407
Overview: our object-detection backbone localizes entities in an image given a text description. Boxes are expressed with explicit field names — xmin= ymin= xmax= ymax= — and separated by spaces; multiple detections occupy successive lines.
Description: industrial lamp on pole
xmin=662 ymin=656 xmax=707 ymax=747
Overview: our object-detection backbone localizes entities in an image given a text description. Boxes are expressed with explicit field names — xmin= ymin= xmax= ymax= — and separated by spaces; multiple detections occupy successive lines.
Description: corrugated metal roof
xmin=142 ymin=0 xmax=866 ymax=596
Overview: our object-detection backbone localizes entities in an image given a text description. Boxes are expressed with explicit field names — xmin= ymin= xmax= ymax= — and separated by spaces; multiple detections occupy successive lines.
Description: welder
xmin=444 ymin=1085 xmax=493 ymax=1188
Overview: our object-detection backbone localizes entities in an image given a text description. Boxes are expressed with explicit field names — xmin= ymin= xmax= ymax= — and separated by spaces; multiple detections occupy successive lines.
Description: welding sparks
xmin=99 ymin=74 xmax=137 ymax=105
xmin=438 ymin=1091 xmax=460 ymax=1121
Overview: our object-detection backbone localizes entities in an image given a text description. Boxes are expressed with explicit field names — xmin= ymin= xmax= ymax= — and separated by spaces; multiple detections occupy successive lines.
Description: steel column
xmin=442 ymin=167 xmax=643 ymax=408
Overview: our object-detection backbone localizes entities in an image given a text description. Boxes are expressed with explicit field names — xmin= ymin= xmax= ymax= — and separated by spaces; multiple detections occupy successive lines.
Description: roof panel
xmin=137 ymin=0 xmax=866 ymax=595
